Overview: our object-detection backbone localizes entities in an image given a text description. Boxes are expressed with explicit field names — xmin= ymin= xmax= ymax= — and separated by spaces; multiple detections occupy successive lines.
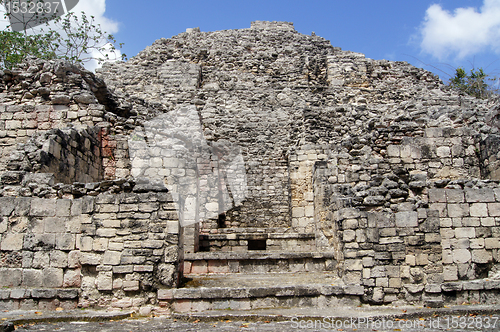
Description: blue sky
xmin=2 ymin=0 xmax=500 ymax=84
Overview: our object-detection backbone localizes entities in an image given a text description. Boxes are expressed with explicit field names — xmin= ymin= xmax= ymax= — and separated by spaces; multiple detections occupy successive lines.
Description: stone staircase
xmin=157 ymin=242 xmax=368 ymax=313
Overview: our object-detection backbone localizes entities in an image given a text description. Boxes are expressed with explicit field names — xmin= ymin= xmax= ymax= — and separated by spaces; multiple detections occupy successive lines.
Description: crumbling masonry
xmin=1 ymin=21 xmax=500 ymax=312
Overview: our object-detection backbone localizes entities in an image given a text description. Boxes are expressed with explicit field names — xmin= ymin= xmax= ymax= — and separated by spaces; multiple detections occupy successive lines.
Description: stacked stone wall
xmin=312 ymin=123 xmax=500 ymax=305
xmin=0 ymin=189 xmax=180 ymax=310
xmin=2 ymin=21 xmax=500 ymax=310
xmin=0 ymin=104 xmax=107 ymax=172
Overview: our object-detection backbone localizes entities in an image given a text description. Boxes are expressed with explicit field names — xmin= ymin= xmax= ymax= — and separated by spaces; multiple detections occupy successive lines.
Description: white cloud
xmin=0 ymin=0 xmax=121 ymax=71
xmin=71 ymin=0 xmax=119 ymax=35
xmin=419 ymin=0 xmax=500 ymax=60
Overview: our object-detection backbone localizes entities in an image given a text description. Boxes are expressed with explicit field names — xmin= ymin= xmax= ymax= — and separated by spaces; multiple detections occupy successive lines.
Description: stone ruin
xmin=1 ymin=21 xmax=500 ymax=312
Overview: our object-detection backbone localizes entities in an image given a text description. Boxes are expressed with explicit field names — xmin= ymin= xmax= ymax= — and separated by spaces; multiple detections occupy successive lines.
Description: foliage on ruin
xmin=0 ymin=6 xmax=125 ymax=69
xmin=448 ymin=67 xmax=499 ymax=99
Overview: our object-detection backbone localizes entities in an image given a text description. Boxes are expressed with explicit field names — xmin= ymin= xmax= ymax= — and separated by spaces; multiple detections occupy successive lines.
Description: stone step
xmin=183 ymin=251 xmax=337 ymax=275
xmin=158 ymin=272 xmax=364 ymax=313
xmin=200 ymin=227 xmax=290 ymax=234
xmin=198 ymin=232 xmax=316 ymax=252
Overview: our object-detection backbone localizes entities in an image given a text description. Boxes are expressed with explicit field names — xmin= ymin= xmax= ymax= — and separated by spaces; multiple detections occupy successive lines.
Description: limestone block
xmin=93 ymin=238 xmax=108 ymax=251
xmin=31 ymin=289 xmax=57 ymax=299
xmin=99 ymin=204 xmax=119 ymax=213
xmin=113 ymin=265 xmax=133 ymax=274
xmin=32 ymin=251 xmax=50 ymax=269
xmin=96 ymin=271 xmax=113 ymax=291
xmin=420 ymin=216 xmax=440 ymax=232
xmin=405 ymin=254 xmax=416 ymax=266
xmin=362 ymin=256 xmax=373 ymax=267
xmin=79 ymin=253 xmax=102 ymax=265
xmin=205 ymin=202 xmax=218 ymax=212
xmin=462 ymin=217 xmax=480 ymax=227
xmin=42 ymin=267 xmax=63 ymax=287
xmin=387 ymin=145 xmax=400 ymax=157
xmin=443 ymin=265 xmax=458 ymax=281
xmin=404 ymin=284 xmax=424 ymax=294
xmin=22 ymin=269 xmax=43 ymax=287
xmin=442 ymin=250 xmax=453 ymax=264
xmin=120 ymin=255 xmax=146 ymax=265
xmin=472 ymin=249 xmax=493 ymax=263
xmin=0 ymin=218 xmax=7 ymax=234
xmin=455 ymin=227 xmax=475 ymax=238
xmin=446 ymin=189 xmax=464 ymax=203
xmin=81 ymin=197 xmax=95 ymax=214
xmin=50 ymin=251 xmax=68 ymax=268
xmin=452 ymin=249 xmax=471 ymax=263
xmin=79 ymin=236 xmax=93 ymax=251
xmin=470 ymin=238 xmax=485 ymax=249
xmin=479 ymin=217 xmax=494 ymax=227
xmin=56 ymin=234 xmax=75 ymax=250
xmin=30 ymin=198 xmax=56 ymax=216
xmin=292 ymin=207 xmax=305 ymax=218
xmin=344 ymin=259 xmax=362 ymax=271
xmin=1 ymin=233 xmax=24 ymax=251
xmin=442 ymin=282 xmax=463 ymax=292
xmin=376 ymin=277 xmax=389 ymax=287
xmin=0 ymin=198 xmax=16 ymax=216
xmin=124 ymin=241 xmax=142 ymax=248
xmin=56 ymin=199 xmax=71 ymax=217
xmin=416 ymin=253 xmax=429 ymax=265
xmin=343 ymin=230 xmax=356 ymax=242
xmin=447 ymin=204 xmax=469 ymax=218
xmin=425 ymin=284 xmax=442 ymax=293
xmin=395 ymin=211 xmax=418 ymax=228
xmin=485 ymin=238 xmax=500 ymax=249
xmin=425 ymin=233 xmax=441 ymax=243
xmin=465 ymin=189 xmax=495 ymax=203
xmin=470 ymin=203 xmax=488 ymax=217
xmin=5 ymin=120 xmax=21 ymax=130
xmin=440 ymin=218 xmax=452 ymax=227
xmin=96 ymin=228 xmax=116 ymax=238
xmin=304 ymin=205 xmax=314 ymax=217
xmin=364 ymin=195 xmax=385 ymax=205
xmin=343 ymin=219 xmax=358 ymax=229
xmin=108 ymin=241 xmax=124 ymax=251
xmin=429 ymin=189 xmax=446 ymax=203
xmin=123 ymin=280 xmax=140 ymax=292
xmin=10 ymin=289 xmax=30 ymax=299
xmin=450 ymin=238 xmax=470 ymax=249
xmin=103 ymin=251 xmax=122 ymax=265
xmin=134 ymin=265 xmax=154 ymax=272
xmin=0 ymin=268 xmax=21 ymax=287
xmin=68 ymin=251 xmax=81 ymax=268
xmin=463 ymin=280 xmax=485 ymax=290
xmin=436 ymin=146 xmax=451 ymax=157
xmin=488 ymin=203 xmax=500 ymax=217
xmin=156 ymin=263 xmax=176 ymax=287
xmin=429 ymin=203 xmax=447 ymax=217
xmin=44 ymin=217 xmax=66 ymax=233
xmin=139 ymin=202 xmax=159 ymax=213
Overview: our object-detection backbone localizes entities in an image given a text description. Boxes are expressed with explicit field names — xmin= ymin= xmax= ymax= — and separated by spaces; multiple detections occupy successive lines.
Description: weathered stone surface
xmin=395 ymin=211 xmax=418 ymax=228
xmin=2 ymin=21 xmax=500 ymax=310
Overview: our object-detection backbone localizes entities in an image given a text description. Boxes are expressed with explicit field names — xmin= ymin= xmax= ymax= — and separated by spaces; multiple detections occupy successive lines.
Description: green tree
xmin=45 ymin=11 xmax=126 ymax=65
xmin=449 ymin=67 xmax=491 ymax=99
xmin=1 ymin=3 xmax=125 ymax=69
xmin=0 ymin=29 xmax=57 ymax=69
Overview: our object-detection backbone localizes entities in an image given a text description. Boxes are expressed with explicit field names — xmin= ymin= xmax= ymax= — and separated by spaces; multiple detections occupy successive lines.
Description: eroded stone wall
xmin=1 ymin=21 xmax=500 ymax=310
xmin=0 ymin=187 xmax=180 ymax=310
